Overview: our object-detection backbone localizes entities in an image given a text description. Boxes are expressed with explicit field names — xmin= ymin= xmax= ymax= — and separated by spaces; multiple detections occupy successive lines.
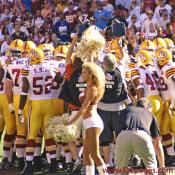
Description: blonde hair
xmin=76 ymin=26 xmax=105 ymax=62
xmin=82 ymin=62 xmax=106 ymax=100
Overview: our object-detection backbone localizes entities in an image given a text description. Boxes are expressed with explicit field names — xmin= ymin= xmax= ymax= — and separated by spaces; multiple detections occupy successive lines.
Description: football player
xmin=37 ymin=43 xmax=55 ymax=61
xmin=7 ymin=39 xmax=31 ymax=171
xmin=156 ymin=48 xmax=175 ymax=161
xmin=131 ymin=50 xmax=163 ymax=127
xmin=19 ymin=48 xmax=62 ymax=174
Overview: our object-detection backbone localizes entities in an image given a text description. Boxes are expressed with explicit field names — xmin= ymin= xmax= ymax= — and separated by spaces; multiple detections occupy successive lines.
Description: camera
xmin=106 ymin=18 xmax=126 ymax=39
xmin=77 ymin=20 xmax=91 ymax=37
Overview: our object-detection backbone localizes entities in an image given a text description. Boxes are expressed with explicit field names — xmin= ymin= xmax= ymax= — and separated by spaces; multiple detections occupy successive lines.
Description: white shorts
xmin=83 ymin=114 xmax=104 ymax=130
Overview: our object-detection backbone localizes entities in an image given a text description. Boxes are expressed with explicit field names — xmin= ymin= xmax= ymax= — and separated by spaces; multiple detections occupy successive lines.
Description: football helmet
xmin=9 ymin=39 xmax=24 ymax=58
xmin=164 ymin=38 xmax=174 ymax=50
xmin=110 ymin=47 xmax=124 ymax=61
xmin=135 ymin=50 xmax=152 ymax=66
xmin=37 ymin=44 xmax=54 ymax=60
xmin=29 ymin=48 xmax=45 ymax=65
xmin=22 ymin=41 xmax=36 ymax=53
xmin=140 ymin=40 xmax=155 ymax=51
xmin=155 ymin=48 xmax=172 ymax=67
xmin=153 ymin=38 xmax=167 ymax=49
xmin=54 ymin=45 xmax=68 ymax=59
xmin=110 ymin=37 xmax=126 ymax=50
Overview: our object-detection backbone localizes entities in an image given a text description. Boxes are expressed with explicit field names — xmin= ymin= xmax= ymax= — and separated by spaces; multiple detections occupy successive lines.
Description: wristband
xmin=18 ymin=109 xmax=23 ymax=115
xmin=21 ymin=92 xmax=28 ymax=96
xmin=136 ymin=84 xmax=144 ymax=89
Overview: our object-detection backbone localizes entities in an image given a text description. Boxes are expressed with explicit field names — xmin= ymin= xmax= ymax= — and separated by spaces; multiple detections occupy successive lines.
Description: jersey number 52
xmin=33 ymin=76 xmax=53 ymax=95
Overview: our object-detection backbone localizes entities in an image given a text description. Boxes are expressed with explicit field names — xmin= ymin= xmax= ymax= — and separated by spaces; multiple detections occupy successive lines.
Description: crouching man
xmin=114 ymin=99 xmax=165 ymax=175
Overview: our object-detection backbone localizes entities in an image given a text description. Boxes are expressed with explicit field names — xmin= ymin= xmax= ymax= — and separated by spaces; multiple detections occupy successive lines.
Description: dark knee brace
xmin=100 ymin=141 xmax=110 ymax=146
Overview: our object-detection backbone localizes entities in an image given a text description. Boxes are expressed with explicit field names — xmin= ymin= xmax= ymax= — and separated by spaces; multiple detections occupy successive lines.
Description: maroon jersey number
xmin=33 ymin=76 xmax=53 ymax=95
xmin=12 ymin=69 xmax=20 ymax=87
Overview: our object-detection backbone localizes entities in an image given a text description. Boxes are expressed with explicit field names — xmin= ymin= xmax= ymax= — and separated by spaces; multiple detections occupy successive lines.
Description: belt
xmin=98 ymin=101 xmax=126 ymax=111
xmin=123 ymin=128 xmax=148 ymax=133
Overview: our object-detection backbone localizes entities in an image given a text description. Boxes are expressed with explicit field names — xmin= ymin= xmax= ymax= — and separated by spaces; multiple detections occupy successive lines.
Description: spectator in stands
xmin=139 ymin=7 xmax=147 ymax=26
xmin=77 ymin=0 xmax=93 ymax=24
xmin=56 ymin=0 xmax=67 ymax=13
xmin=165 ymin=23 xmax=174 ymax=40
xmin=63 ymin=1 xmax=78 ymax=30
xmin=51 ymin=32 xmax=61 ymax=48
xmin=32 ymin=10 xmax=44 ymax=29
xmin=122 ymin=8 xmax=130 ymax=23
xmin=0 ymin=6 xmax=12 ymax=22
xmin=90 ymin=0 xmax=98 ymax=13
xmin=13 ymin=0 xmax=25 ymax=12
xmin=115 ymin=0 xmax=133 ymax=10
xmin=126 ymin=26 xmax=138 ymax=55
xmin=141 ymin=9 xmax=158 ymax=37
xmin=110 ymin=6 xmax=128 ymax=27
xmin=129 ymin=0 xmax=141 ymax=19
xmin=23 ymin=10 xmax=32 ymax=33
xmin=44 ymin=32 xmax=52 ymax=44
xmin=11 ymin=22 xmax=27 ymax=41
xmin=41 ymin=0 xmax=52 ymax=18
xmin=20 ymin=0 xmax=32 ymax=13
xmin=158 ymin=9 xmax=170 ymax=34
xmin=40 ymin=18 xmax=53 ymax=33
xmin=54 ymin=13 xmax=71 ymax=43
xmin=0 ymin=22 xmax=6 ymax=43
xmin=93 ymin=1 xmax=111 ymax=30
xmin=141 ymin=0 xmax=156 ymax=11
xmin=147 ymin=23 xmax=157 ymax=40
xmin=137 ymin=32 xmax=146 ymax=45
xmin=169 ymin=0 xmax=175 ymax=9
xmin=3 ymin=17 xmax=13 ymax=34
xmin=0 ymin=34 xmax=12 ymax=56
xmin=30 ymin=26 xmax=40 ymax=44
xmin=38 ymin=30 xmax=45 ymax=44
xmin=12 ymin=19 xmax=29 ymax=36
xmin=31 ymin=0 xmax=42 ymax=15
xmin=128 ymin=14 xmax=141 ymax=32
xmin=102 ymin=0 xmax=114 ymax=18
xmin=157 ymin=27 xmax=165 ymax=38
xmin=154 ymin=0 xmax=172 ymax=20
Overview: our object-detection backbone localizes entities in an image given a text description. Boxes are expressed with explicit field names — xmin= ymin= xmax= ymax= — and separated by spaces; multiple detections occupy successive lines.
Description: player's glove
xmin=169 ymin=107 xmax=175 ymax=117
xmin=18 ymin=109 xmax=24 ymax=124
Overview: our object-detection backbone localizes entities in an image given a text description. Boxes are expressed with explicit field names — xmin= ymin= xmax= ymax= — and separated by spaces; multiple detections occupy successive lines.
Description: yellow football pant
xmin=0 ymin=116 xmax=4 ymax=133
xmin=0 ymin=94 xmax=16 ymax=134
xmin=147 ymin=95 xmax=163 ymax=129
xmin=28 ymin=99 xmax=53 ymax=140
xmin=14 ymin=95 xmax=30 ymax=137
xmin=52 ymin=99 xmax=64 ymax=117
xmin=160 ymin=100 xmax=175 ymax=135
